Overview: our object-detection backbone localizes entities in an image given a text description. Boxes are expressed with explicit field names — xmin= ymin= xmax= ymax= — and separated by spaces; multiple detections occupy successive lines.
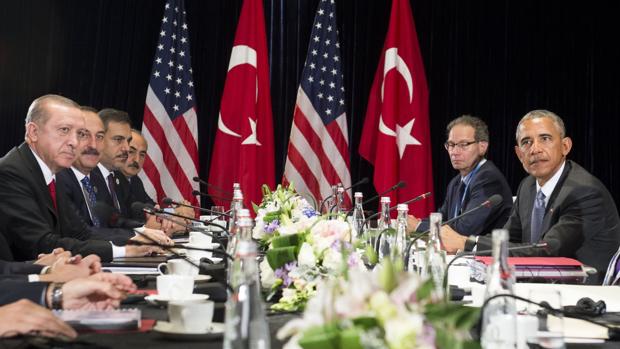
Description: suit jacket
xmin=127 ymin=175 xmax=156 ymax=206
xmin=0 ymin=260 xmax=43 ymax=275
xmin=56 ymin=168 xmax=135 ymax=242
xmin=0 ymin=280 xmax=48 ymax=306
xmin=417 ymin=160 xmax=513 ymax=236
xmin=476 ymin=160 xmax=620 ymax=282
xmin=0 ymin=143 xmax=113 ymax=262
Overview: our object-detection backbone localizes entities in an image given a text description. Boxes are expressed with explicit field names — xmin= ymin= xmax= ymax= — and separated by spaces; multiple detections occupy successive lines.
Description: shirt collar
xmin=536 ymin=160 xmax=566 ymax=202
xmin=461 ymin=158 xmax=486 ymax=184
xmin=71 ymin=166 xmax=88 ymax=181
xmin=97 ymin=163 xmax=113 ymax=179
xmin=29 ymin=147 xmax=55 ymax=185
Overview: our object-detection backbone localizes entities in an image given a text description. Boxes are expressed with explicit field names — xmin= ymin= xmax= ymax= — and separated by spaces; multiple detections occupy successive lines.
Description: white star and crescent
xmin=378 ymin=47 xmax=421 ymax=159
xmin=217 ymin=45 xmax=261 ymax=146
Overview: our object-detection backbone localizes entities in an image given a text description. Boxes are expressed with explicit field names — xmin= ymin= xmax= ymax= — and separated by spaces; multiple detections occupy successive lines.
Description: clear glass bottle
xmin=351 ymin=192 xmax=365 ymax=242
xmin=422 ymin=212 xmax=446 ymax=298
xmin=481 ymin=229 xmax=517 ymax=349
xmin=334 ymin=184 xmax=345 ymax=216
xmin=377 ymin=197 xmax=392 ymax=261
xmin=228 ymin=189 xmax=244 ymax=235
xmin=394 ymin=204 xmax=408 ymax=259
xmin=223 ymin=239 xmax=270 ymax=349
xmin=226 ymin=208 xmax=251 ymax=258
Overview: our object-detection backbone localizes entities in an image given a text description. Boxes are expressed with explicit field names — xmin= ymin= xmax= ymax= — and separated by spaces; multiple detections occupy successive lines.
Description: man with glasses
xmin=408 ymin=115 xmax=513 ymax=237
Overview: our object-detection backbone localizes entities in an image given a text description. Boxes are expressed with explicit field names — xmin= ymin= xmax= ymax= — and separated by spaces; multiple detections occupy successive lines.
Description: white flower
xmin=384 ymin=314 xmax=425 ymax=349
xmin=259 ymin=259 xmax=276 ymax=289
xmin=310 ymin=219 xmax=351 ymax=252
xmin=322 ymin=248 xmax=344 ymax=273
xmin=297 ymin=242 xmax=317 ymax=267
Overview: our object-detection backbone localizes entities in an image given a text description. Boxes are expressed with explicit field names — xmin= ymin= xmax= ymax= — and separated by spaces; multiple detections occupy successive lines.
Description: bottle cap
xmin=380 ymin=196 xmax=390 ymax=203
xmin=397 ymin=204 xmax=408 ymax=211
xmin=354 ymin=192 xmax=363 ymax=198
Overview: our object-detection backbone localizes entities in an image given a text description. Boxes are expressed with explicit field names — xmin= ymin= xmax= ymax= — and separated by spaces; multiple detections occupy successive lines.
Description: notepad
xmin=53 ymin=308 xmax=141 ymax=331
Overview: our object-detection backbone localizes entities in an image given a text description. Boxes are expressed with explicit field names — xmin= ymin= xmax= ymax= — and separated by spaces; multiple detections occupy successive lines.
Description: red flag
xmin=208 ymin=0 xmax=275 ymax=210
xmin=359 ymin=0 xmax=434 ymax=217
xmin=140 ymin=0 xmax=199 ymax=206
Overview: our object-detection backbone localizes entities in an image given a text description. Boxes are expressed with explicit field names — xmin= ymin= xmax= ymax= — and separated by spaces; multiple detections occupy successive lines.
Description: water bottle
xmin=223 ymin=239 xmax=270 ymax=349
xmin=377 ymin=197 xmax=392 ymax=261
xmin=351 ymin=192 xmax=365 ymax=242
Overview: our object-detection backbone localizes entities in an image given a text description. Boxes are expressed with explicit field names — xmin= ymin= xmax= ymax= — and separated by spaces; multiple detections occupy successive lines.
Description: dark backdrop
xmin=1 ymin=0 xmax=619 ymax=210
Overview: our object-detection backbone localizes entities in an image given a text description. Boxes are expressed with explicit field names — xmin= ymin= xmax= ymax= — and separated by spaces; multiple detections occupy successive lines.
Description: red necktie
xmin=48 ymin=179 xmax=57 ymax=210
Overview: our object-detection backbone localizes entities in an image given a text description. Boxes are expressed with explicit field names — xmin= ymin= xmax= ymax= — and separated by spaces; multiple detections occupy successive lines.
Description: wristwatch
xmin=464 ymin=235 xmax=478 ymax=251
xmin=50 ymin=283 xmax=64 ymax=310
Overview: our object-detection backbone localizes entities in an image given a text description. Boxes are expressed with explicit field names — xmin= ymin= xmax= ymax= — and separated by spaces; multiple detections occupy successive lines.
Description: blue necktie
xmin=530 ymin=190 xmax=546 ymax=242
xmin=81 ymin=176 xmax=101 ymax=227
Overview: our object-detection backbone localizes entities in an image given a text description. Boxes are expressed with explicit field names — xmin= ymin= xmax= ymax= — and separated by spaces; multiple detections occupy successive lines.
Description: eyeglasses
xmin=444 ymin=140 xmax=478 ymax=151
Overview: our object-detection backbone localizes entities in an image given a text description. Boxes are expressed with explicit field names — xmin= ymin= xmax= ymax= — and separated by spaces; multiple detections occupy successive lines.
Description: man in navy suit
xmin=409 ymin=115 xmax=513 ymax=237
xmin=442 ymin=110 xmax=620 ymax=282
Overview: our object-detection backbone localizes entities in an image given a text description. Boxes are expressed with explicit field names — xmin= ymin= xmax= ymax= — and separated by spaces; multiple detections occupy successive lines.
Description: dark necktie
xmin=453 ymin=180 xmax=466 ymax=218
xmin=48 ymin=179 xmax=57 ymax=211
xmin=613 ymin=257 xmax=620 ymax=284
xmin=81 ymin=176 xmax=101 ymax=227
xmin=107 ymin=173 xmax=121 ymax=211
xmin=530 ymin=190 xmax=546 ymax=242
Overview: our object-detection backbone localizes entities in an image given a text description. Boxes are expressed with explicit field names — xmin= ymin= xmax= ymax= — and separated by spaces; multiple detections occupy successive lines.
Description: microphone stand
xmin=192 ymin=177 xmax=233 ymax=196
xmin=164 ymin=198 xmax=233 ymax=218
xmin=147 ymin=207 xmax=230 ymax=236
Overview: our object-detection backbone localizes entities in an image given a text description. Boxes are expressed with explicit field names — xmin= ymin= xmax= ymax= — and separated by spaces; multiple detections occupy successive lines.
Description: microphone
xmin=138 ymin=203 xmax=229 ymax=236
xmin=403 ymin=194 xmax=504 ymax=268
xmin=192 ymin=177 xmax=233 ymax=196
xmin=162 ymin=197 xmax=233 ymax=218
xmin=361 ymin=180 xmax=406 ymax=207
xmin=192 ymin=190 xmax=233 ymax=202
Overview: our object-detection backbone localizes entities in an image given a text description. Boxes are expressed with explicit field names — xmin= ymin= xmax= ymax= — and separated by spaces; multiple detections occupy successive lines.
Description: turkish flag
xmin=208 ymin=0 xmax=275 ymax=211
xmin=358 ymin=0 xmax=434 ymax=218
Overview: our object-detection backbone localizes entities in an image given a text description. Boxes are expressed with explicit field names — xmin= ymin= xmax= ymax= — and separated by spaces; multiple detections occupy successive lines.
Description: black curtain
xmin=1 ymin=0 xmax=619 ymax=210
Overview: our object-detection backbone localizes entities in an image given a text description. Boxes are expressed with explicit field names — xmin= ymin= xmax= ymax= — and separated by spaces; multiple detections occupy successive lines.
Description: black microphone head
xmin=162 ymin=197 xmax=174 ymax=205
xmin=396 ymin=180 xmax=406 ymax=189
xmin=359 ymin=177 xmax=369 ymax=184
xmin=131 ymin=201 xmax=154 ymax=215
xmin=486 ymin=194 xmax=503 ymax=208
xmin=192 ymin=190 xmax=202 ymax=196
xmin=192 ymin=176 xmax=200 ymax=182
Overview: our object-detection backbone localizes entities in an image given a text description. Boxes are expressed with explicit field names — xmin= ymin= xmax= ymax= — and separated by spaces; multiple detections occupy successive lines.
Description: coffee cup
xmin=156 ymin=275 xmax=194 ymax=299
xmin=158 ymin=259 xmax=198 ymax=276
xmin=168 ymin=300 xmax=214 ymax=332
xmin=189 ymin=231 xmax=212 ymax=245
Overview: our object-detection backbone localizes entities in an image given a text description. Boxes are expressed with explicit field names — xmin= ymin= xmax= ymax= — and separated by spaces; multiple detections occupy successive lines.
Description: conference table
xmin=2 ymin=258 xmax=619 ymax=348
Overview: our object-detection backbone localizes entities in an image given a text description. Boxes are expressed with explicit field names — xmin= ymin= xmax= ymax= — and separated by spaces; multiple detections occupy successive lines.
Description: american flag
xmin=139 ymin=0 xmax=199 ymax=205
xmin=283 ymin=0 xmax=352 ymax=208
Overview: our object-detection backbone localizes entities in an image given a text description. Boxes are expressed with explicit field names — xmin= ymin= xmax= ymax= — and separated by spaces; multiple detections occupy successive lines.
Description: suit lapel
xmin=519 ymin=179 xmax=537 ymax=243
xmin=16 ymin=143 xmax=58 ymax=225
xmin=540 ymin=161 xmax=572 ymax=239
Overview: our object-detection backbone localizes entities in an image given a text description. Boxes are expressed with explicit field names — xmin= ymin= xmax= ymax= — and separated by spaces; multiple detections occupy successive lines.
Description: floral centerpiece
xmin=277 ymin=259 xmax=480 ymax=349
xmin=253 ymin=184 xmax=365 ymax=312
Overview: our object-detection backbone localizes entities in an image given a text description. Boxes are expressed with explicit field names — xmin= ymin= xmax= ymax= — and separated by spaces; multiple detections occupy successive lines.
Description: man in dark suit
xmin=120 ymin=129 xmax=156 ymax=206
xmin=442 ymin=110 xmax=620 ymax=282
xmin=409 ymin=115 xmax=513 ymax=236
xmin=0 ymin=95 xmax=166 ymax=262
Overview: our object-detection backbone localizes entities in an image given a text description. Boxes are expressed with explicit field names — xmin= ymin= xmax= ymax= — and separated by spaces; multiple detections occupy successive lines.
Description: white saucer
xmin=153 ymin=321 xmax=224 ymax=340
xmin=183 ymin=242 xmax=221 ymax=249
xmin=145 ymin=293 xmax=209 ymax=306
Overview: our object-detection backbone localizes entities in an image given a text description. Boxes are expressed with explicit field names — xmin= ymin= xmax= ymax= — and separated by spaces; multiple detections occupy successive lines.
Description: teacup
xmin=156 ymin=275 xmax=194 ymax=299
xmin=168 ymin=300 xmax=214 ymax=332
xmin=158 ymin=259 xmax=199 ymax=276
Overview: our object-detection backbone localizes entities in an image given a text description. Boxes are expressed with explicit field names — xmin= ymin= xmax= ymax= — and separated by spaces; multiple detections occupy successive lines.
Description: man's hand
xmin=124 ymin=244 xmax=164 ymax=257
xmin=88 ymin=273 xmax=137 ymax=293
xmin=439 ymin=225 xmax=467 ymax=253
xmin=39 ymin=254 xmax=101 ymax=283
xmin=0 ymin=300 xmax=77 ymax=338
xmin=406 ymin=215 xmax=421 ymax=234
xmin=34 ymin=248 xmax=70 ymax=266
xmin=131 ymin=227 xmax=173 ymax=246
xmin=59 ymin=278 xmax=127 ymax=310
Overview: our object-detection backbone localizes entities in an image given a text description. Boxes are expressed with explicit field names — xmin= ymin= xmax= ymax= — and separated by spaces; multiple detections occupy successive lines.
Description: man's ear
xmin=561 ymin=137 xmax=572 ymax=157
xmin=25 ymin=122 xmax=39 ymax=143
